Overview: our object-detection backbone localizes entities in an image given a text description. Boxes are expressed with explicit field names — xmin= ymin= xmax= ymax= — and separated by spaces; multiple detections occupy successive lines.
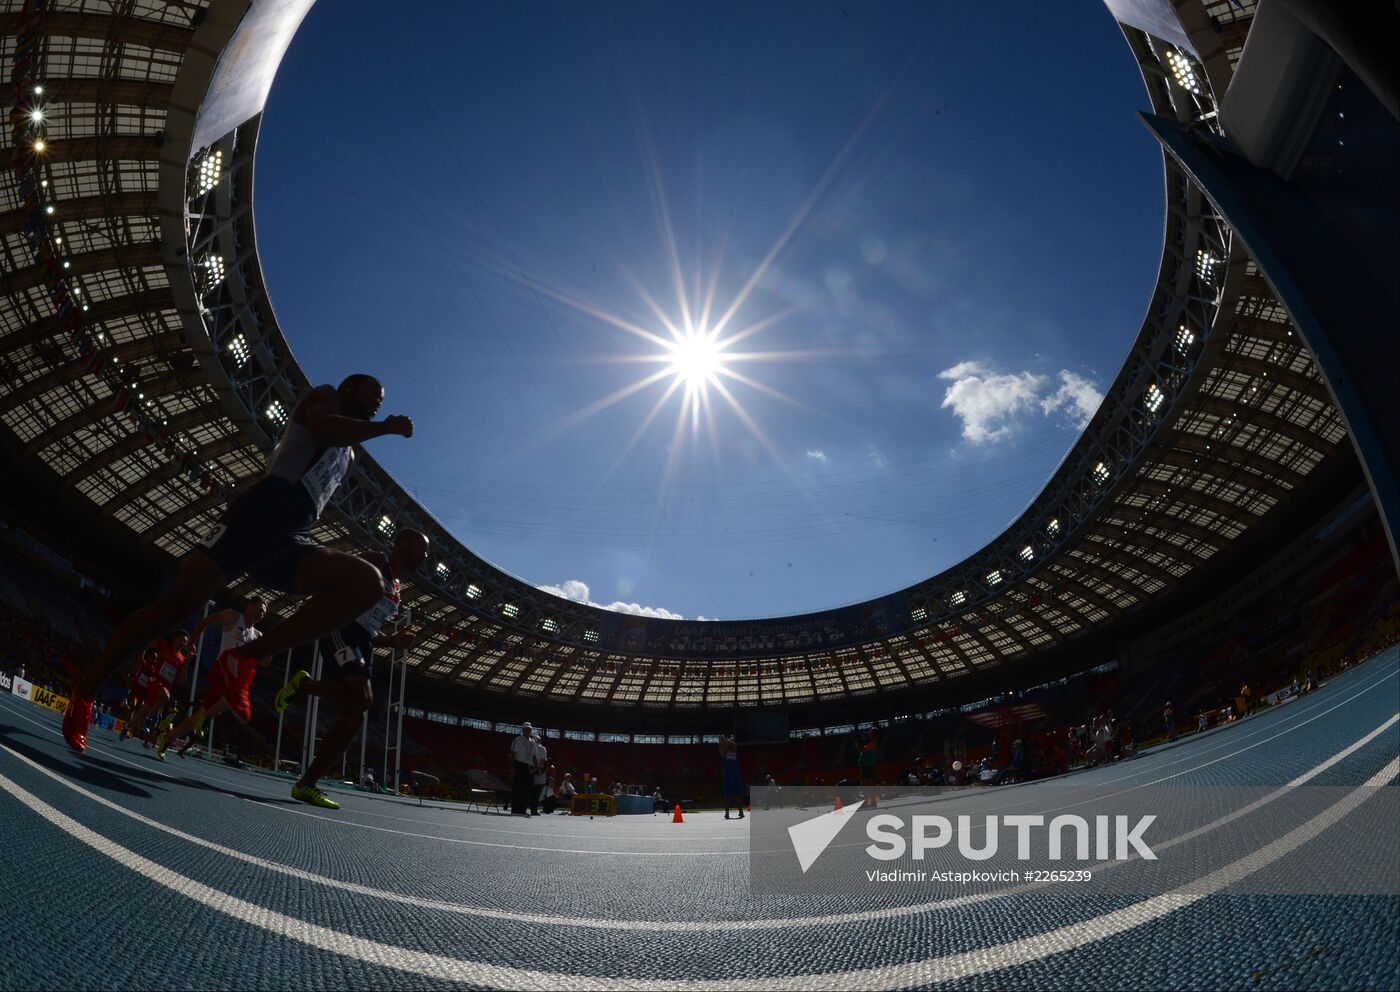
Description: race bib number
xmin=199 ymin=523 xmax=227 ymax=548
xmin=334 ymin=645 xmax=360 ymax=667
xmin=301 ymin=448 xmax=350 ymax=516
xmin=159 ymin=663 xmax=178 ymax=682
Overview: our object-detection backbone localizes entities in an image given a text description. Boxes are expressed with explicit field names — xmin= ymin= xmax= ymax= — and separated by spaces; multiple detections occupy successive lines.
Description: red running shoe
xmin=62 ymin=696 xmax=94 ymax=753
xmin=218 ymin=647 xmax=262 ymax=722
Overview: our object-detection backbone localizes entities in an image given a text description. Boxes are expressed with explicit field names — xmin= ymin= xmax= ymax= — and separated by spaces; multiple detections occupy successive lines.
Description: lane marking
xmin=0 ymin=695 xmax=751 ymax=842
xmin=0 ymin=748 xmax=1391 ymax=989
xmin=2 ymin=711 xmax=1393 ymax=934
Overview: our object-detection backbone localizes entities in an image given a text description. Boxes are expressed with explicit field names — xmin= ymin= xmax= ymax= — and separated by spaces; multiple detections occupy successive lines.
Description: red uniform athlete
xmin=120 ymin=649 xmax=159 ymax=740
xmin=126 ymin=631 xmax=189 ymax=746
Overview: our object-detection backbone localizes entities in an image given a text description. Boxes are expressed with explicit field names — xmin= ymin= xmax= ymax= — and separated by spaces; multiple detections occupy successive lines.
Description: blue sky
xmin=255 ymin=1 xmax=1161 ymax=621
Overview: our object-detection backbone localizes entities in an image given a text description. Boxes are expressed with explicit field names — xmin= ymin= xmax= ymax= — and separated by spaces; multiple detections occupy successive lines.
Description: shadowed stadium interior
xmin=1 ymin=0 xmax=1397 ymax=989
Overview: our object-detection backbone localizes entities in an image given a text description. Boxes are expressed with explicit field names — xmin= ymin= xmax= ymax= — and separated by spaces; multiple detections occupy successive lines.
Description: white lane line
xmin=1 ymin=749 xmax=1392 ymax=990
xmin=237 ymin=795 xmax=745 ymax=856
xmin=0 ymin=695 xmax=750 ymax=842
xmin=5 ymin=653 xmax=1390 ymax=845
xmin=809 ymin=665 xmax=1400 ymax=856
xmin=2 ymin=711 xmax=1394 ymax=935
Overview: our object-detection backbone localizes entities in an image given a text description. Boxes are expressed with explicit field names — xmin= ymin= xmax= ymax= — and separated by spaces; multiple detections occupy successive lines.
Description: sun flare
xmin=664 ymin=330 xmax=726 ymax=390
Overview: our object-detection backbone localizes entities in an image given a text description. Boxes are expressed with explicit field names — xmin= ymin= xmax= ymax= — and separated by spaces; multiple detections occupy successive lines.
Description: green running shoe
xmin=275 ymin=669 xmax=310 ymax=714
xmin=291 ymin=783 xmax=340 ymax=810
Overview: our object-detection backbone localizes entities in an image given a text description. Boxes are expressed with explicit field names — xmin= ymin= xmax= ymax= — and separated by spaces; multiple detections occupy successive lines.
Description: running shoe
xmin=291 ymin=784 xmax=341 ymax=810
xmin=274 ymin=669 xmax=310 ymax=714
xmin=156 ymin=731 xmax=170 ymax=760
xmin=62 ymin=697 xmax=93 ymax=753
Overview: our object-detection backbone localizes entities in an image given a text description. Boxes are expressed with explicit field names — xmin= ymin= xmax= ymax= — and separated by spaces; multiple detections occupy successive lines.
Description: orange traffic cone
xmin=672 ymin=803 xmax=684 ymax=823
xmin=834 ymin=795 xmax=843 ymax=813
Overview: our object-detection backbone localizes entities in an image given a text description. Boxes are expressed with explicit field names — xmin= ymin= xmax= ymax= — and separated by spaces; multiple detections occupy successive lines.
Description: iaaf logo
xmin=788 ymin=806 xmax=1158 ymax=872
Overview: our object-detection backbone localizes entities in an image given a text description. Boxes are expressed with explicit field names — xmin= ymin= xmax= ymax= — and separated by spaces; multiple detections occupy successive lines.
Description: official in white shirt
xmin=531 ymin=736 xmax=549 ymax=816
xmin=509 ymin=722 xmax=538 ymax=815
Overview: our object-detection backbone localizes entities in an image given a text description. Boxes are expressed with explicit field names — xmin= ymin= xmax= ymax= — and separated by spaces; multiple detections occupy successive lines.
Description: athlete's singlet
xmin=354 ymin=566 xmax=401 ymax=641
xmin=219 ymin=615 xmax=260 ymax=654
xmin=152 ymin=640 xmax=188 ymax=687
xmin=265 ymin=419 xmax=352 ymax=517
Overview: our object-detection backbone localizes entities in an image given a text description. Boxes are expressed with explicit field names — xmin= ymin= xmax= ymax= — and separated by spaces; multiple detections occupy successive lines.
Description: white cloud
xmin=938 ymin=361 xmax=1104 ymax=443
xmin=537 ymin=579 xmax=685 ymax=620
xmin=868 ymin=445 xmax=887 ymax=469
xmin=805 ymin=449 xmax=828 ymax=463
xmin=938 ymin=361 xmax=1046 ymax=444
xmin=1041 ymin=370 xmax=1104 ymax=428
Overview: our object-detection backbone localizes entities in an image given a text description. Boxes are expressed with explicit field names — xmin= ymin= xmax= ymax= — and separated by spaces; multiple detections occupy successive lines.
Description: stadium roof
xmin=0 ymin=0 xmax=1378 ymax=717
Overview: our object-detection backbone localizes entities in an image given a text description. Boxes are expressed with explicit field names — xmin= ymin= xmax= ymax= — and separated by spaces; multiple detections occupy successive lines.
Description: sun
xmin=664 ymin=329 xmax=726 ymax=390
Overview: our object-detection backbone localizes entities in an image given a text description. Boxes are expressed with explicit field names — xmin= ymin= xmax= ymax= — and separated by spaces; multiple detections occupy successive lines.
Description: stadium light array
xmin=377 ymin=514 xmax=394 ymax=537
xmin=1144 ymin=382 xmax=1165 ymax=414
xmin=501 ymin=603 xmax=520 ymax=619
xmin=195 ymin=149 xmax=223 ymax=196
xmin=1195 ymin=249 xmax=1216 ymax=284
xmin=435 ymin=561 xmax=450 ymax=578
xmin=226 ymin=333 xmax=250 ymax=366
xmin=1092 ymin=461 xmax=1111 ymax=485
xmin=910 ymin=606 xmax=927 ymax=622
xmin=541 ymin=618 xmax=560 ymax=634
xmin=1165 ymin=49 xmax=1202 ymax=95
xmin=583 ymin=629 xmax=600 ymax=643
xmin=1020 ymin=545 xmax=1035 ymax=563
xmin=465 ymin=583 xmax=483 ymax=600
xmin=29 ymin=109 xmax=42 ymax=123
xmin=1176 ymin=324 xmax=1196 ymax=351
xmin=1047 ymin=518 xmax=1061 ymax=537
xmin=950 ymin=591 xmax=967 ymax=607
xmin=32 ymin=139 xmax=44 ymax=152
xmin=204 ymin=254 xmax=226 ymax=287
xmin=264 ymin=399 xmax=287 ymax=428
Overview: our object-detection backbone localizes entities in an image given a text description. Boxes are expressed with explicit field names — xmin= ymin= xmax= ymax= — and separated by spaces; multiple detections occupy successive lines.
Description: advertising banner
xmin=0 ymin=671 xmax=10 ymax=692
xmin=11 ymin=676 xmax=32 ymax=701
xmin=30 ymin=686 xmax=68 ymax=713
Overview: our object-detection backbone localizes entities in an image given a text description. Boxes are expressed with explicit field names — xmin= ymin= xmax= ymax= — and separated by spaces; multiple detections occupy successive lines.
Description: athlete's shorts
xmin=201 ymin=650 xmax=259 ymax=711
xmin=145 ymin=680 xmax=172 ymax=708
xmin=197 ymin=478 xmax=320 ymax=593
xmin=319 ymin=625 xmax=373 ymax=681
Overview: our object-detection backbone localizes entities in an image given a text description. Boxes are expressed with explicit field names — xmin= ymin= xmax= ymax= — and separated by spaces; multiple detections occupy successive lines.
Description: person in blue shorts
xmin=62 ymin=374 xmax=413 ymax=753
xmin=272 ymin=528 xmax=429 ymax=809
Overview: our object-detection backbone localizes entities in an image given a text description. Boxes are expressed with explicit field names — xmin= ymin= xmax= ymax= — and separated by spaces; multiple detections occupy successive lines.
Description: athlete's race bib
xmin=355 ymin=579 xmax=401 ymax=639
xmin=301 ymin=447 xmax=350 ymax=516
xmin=158 ymin=661 xmax=179 ymax=683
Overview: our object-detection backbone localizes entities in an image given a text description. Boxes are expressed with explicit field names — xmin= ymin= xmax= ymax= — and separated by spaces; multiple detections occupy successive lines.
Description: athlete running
xmin=125 ymin=632 xmax=189 ymax=747
xmin=157 ymin=597 xmax=266 ymax=760
xmin=273 ymin=528 xmax=429 ymax=809
xmin=62 ymin=374 xmax=412 ymax=752
xmin=119 ymin=647 xmax=158 ymax=740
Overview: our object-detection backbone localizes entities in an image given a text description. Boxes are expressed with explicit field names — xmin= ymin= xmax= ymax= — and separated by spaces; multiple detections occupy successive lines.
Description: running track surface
xmin=1 ymin=649 xmax=1397 ymax=991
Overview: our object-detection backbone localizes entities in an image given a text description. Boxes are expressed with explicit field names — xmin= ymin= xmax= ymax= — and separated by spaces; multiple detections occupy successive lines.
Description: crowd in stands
xmin=1 ymin=504 xmax=1397 ymax=807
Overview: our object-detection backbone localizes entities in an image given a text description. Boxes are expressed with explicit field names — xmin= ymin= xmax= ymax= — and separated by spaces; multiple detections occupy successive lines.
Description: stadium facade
xmin=1 ymin=0 xmax=1395 ymax=735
